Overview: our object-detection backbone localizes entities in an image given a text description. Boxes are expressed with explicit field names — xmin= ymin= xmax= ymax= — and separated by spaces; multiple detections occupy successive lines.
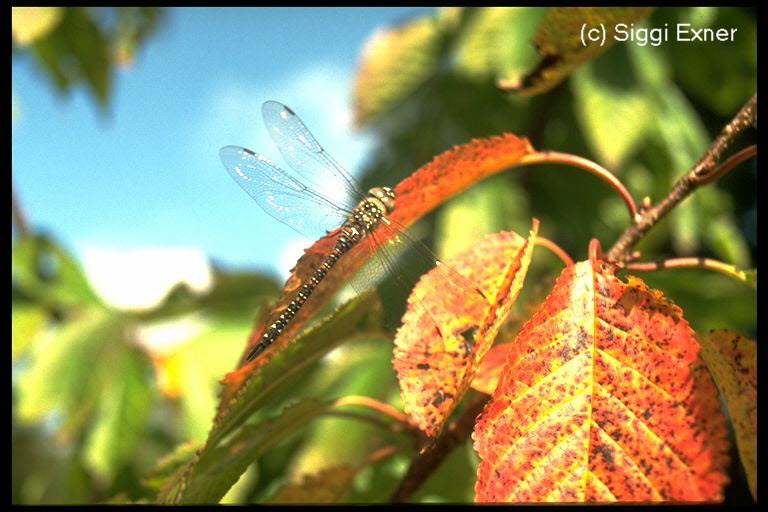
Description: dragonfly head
xmin=368 ymin=187 xmax=396 ymax=215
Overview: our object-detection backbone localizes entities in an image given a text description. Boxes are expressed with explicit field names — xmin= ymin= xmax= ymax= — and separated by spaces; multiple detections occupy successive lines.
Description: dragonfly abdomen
xmin=245 ymin=222 xmax=368 ymax=361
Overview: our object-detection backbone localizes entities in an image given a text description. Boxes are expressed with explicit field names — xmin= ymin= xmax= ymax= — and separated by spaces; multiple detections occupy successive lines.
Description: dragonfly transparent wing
xmin=220 ymin=145 xmax=351 ymax=240
xmin=261 ymin=101 xmax=365 ymax=205
xmin=347 ymin=216 xmax=490 ymax=332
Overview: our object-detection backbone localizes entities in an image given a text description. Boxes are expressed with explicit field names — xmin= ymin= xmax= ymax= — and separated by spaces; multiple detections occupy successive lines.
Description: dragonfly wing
xmin=261 ymin=101 xmax=365 ymax=205
xmin=220 ymin=145 xmax=350 ymax=240
xmin=349 ymin=217 xmax=490 ymax=330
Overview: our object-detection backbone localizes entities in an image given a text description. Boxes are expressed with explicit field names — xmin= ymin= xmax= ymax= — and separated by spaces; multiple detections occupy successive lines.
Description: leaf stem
xmin=519 ymin=150 xmax=638 ymax=220
xmin=333 ymin=395 xmax=409 ymax=424
xmin=535 ymin=236 xmax=575 ymax=266
xmin=622 ymin=257 xmax=753 ymax=286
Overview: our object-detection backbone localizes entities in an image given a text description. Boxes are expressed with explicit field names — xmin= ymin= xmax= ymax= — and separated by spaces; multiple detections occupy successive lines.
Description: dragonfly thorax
xmin=349 ymin=187 xmax=396 ymax=232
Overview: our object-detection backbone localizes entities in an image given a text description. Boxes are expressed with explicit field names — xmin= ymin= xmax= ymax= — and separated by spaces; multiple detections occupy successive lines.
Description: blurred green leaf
xmin=12 ymin=233 xmax=102 ymax=310
xmin=32 ymin=8 xmax=112 ymax=108
xmin=139 ymin=268 xmax=280 ymax=322
xmin=11 ymin=7 xmax=63 ymax=46
xmin=16 ymin=7 xmax=165 ymax=111
xmin=143 ymin=441 xmax=200 ymax=494
xmin=354 ymin=9 xmax=459 ymax=126
xmin=16 ymin=307 xmax=132 ymax=435
xmin=287 ymin=341 xmax=396 ymax=480
xmin=208 ymin=291 xmax=383 ymax=450
xmin=83 ymin=348 xmax=154 ymax=482
xmin=270 ymin=465 xmax=357 ymax=504
xmin=572 ymin=44 xmax=654 ymax=170
xmin=667 ymin=8 xmax=756 ymax=117
xmin=12 ymin=304 xmax=48 ymax=361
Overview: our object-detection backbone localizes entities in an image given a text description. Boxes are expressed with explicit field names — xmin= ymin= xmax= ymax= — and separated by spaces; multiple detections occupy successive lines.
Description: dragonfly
xmin=220 ymin=101 xmax=488 ymax=362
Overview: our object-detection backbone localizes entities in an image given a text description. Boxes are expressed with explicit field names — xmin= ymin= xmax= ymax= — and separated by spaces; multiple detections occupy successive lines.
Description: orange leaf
xmin=394 ymin=222 xmax=539 ymax=437
xmin=471 ymin=341 xmax=515 ymax=396
xmin=698 ymin=329 xmax=756 ymax=499
xmin=472 ymin=253 xmax=729 ymax=502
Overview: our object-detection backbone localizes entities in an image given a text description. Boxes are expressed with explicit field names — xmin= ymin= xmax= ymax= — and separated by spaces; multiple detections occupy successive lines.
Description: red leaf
xmin=394 ymin=222 xmax=538 ymax=437
xmin=472 ymin=253 xmax=729 ymax=502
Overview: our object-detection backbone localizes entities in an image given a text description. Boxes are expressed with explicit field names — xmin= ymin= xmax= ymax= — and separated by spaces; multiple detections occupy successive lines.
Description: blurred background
xmin=12 ymin=7 xmax=755 ymax=504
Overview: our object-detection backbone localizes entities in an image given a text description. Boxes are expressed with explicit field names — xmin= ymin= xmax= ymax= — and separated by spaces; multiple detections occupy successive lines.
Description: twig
xmin=606 ymin=94 xmax=757 ymax=262
xmin=389 ymin=394 xmax=489 ymax=503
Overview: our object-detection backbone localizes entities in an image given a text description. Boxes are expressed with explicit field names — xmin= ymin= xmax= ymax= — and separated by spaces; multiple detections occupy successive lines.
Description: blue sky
xmin=12 ymin=7 xmax=432 ymax=304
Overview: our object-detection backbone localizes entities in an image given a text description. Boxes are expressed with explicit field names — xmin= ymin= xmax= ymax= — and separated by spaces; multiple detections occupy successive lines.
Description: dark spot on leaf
xmin=431 ymin=390 xmax=453 ymax=407
xmin=460 ymin=327 xmax=477 ymax=355
xmin=596 ymin=444 xmax=615 ymax=466
xmin=417 ymin=363 xmax=430 ymax=370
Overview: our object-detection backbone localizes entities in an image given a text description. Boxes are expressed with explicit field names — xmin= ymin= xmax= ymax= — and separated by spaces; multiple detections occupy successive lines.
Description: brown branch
xmin=389 ymin=394 xmax=489 ymax=503
xmin=606 ymin=94 xmax=757 ymax=262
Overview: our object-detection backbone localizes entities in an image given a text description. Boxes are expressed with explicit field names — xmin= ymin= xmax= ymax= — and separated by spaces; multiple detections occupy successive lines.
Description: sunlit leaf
xmin=12 ymin=7 xmax=63 ymax=46
xmin=12 ymin=304 xmax=48 ymax=361
xmin=470 ymin=341 xmax=514 ymax=396
xmin=697 ymin=329 xmax=756 ymax=500
xmin=473 ymin=257 xmax=729 ymax=502
xmin=395 ymin=223 xmax=538 ymax=437
xmin=454 ymin=8 xmax=545 ymax=84
xmin=270 ymin=465 xmax=357 ymax=503
xmin=353 ymin=9 xmax=458 ymax=126
xmin=503 ymin=7 xmax=654 ymax=96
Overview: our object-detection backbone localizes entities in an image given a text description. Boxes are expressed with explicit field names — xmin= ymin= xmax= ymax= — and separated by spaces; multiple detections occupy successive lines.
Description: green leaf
xmin=162 ymin=399 xmax=333 ymax=504
xmin=572 ymin=44 xmax=654 ymax=170
xmin=12 ymin=233 xmax=102 ymax=309
xmin=143 ymin=441 xmax=200 ymax=494
xmin=506 ymin=7 xmax=654 ymax=96
xmin=12 ymin=7 xmax=63 ymax=46
xmin=83 ymin=348 xmax=154 ymax=483
xmin=32 ymin=8 xmax=112 ymax=109
xmin=269 ymin=465 xmax=357 ymax=504
xmin=454 ymin=7 xmax=545 ymax=84
xmin=16 ymin=307 xmax=130 ymax=435
xmin=12 ymin=304 xmax=48 ymax=361
xmin=209 ymin=291 xmax=383 ymax=450
xmin=159 ymin=292 xmax=383 ymax=503
xmin=667 ymin=7 xmax=756 ymax=117
xmin=354 ymin=9 xmax=458 ymax=126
